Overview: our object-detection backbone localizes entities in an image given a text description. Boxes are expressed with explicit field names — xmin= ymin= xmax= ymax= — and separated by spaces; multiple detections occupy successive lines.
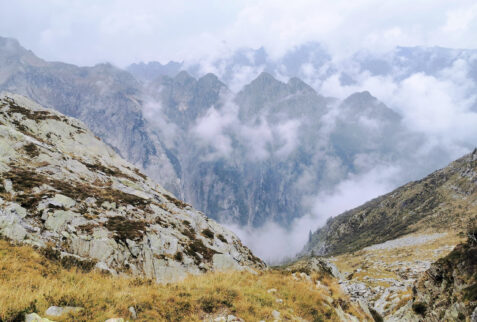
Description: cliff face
xmin=0 ymin=93 xmax=265 ymax=283
xmin=304 ymin=149 xmax=477 ymax=256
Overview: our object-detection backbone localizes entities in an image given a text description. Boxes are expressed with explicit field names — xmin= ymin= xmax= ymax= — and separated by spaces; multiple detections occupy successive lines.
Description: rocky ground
xmin=330 ymin=232 xmax=466 ymax=320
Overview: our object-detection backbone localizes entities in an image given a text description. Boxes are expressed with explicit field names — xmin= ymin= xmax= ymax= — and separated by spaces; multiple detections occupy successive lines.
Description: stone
xmin=48 ymin=194 xmax=76 ymax=209
xmin=105 ymin=319 xmax=124 ymax=322
xmin=101 ymin=201 xmax=116 ymax=210
xmin=24 ymin=313 xmax=54 ymax=322
xmin=212 ymin=254 xmax=243 ymax=271
xmin=5 ymin=203 xmax=27 ymax=218
xmin=45 ymin=210 xmax=78 ymax=232
xmin=471 ymin=307 xmax=477 ymax=322
xmin=3 ymin=179 xmax=12 ymax=193
xmin=272 ymin=310 xmax=281 ymax=319
xmin=214 ymin=317 xmax=226 ymax=322
xmin=267 ymin=288 xmax=277 ymax=293
xmin=0 ymin=209 xmax=27 ymax=241
xmin=275 ymin=298 xmax=283 ymax=304
xmin=128 ymin=306 xmax=137 ymax=319
xmin=45 ymin=305 xmax=83 ymax=317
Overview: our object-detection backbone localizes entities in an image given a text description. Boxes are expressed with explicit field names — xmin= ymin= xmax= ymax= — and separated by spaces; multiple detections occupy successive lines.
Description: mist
xmin=4 ymin=1 xmax=476 ymax=264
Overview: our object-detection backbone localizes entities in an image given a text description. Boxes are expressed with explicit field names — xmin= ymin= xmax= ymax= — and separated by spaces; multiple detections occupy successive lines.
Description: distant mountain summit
xmin=1 ymin=36 xmax=473 ymax=260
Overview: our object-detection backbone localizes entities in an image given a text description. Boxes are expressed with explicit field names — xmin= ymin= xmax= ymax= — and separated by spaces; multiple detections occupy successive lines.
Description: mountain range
xmin=1 ymin=36 xmax=476 ymax=260
xmin=1 ymin=35 xmax=477 ymax=320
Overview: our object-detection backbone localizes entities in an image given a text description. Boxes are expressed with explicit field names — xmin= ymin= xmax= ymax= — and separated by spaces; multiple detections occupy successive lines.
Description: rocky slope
xmin=0 ymin=93 xmax=265 ymax=283
xmin=304 ymin=149 xmax=477 ymax=256
xmin=405 ymin=230 xmax=477 ymax=321
xmin=297 ymin=149 xmax=477 ymax=320
xmin=329 ymin=232 xmax=465 ymax=320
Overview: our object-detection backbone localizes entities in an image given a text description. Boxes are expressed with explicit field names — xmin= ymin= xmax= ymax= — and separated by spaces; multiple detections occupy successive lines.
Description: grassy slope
xmin=307 ymin=150 xmax=477 ymax=256
xmin=0 ymin=240 xmax=369 ymax=322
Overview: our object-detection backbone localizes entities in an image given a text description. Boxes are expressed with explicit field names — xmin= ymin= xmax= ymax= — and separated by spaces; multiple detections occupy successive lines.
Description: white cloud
xmin=1 ymin=1 xmax=477 ymax=66
xmin=191 ymin=101 xmax=302 ymax=161
xmin=192 ymin=105 xmax=235 ymax=158
xmin=226 ymin=213 xmax=319 ymax=264
xmin=312 ymin=165 xmax=401 ymax=225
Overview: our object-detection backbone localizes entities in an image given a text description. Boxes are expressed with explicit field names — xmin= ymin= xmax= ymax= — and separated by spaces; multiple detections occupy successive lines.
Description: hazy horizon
xmin=1 ymin=1 xmax=476 ymax=67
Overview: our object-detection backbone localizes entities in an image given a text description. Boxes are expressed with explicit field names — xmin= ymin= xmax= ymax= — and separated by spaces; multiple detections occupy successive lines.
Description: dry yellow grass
xmin=0 ymin=240 xmax=367 ymax=322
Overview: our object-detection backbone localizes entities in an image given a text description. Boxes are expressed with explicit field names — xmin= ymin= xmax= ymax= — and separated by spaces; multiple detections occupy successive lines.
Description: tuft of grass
xmin=164 ymin=194 xmax=189 ymax=209
xmin=104 ymin=216 xmax=148 ymax=243
xmin=412 ymin=302 xmax=427 ymax=316
xmin=23 ymin=143 xmax=40 ymax=158
xmin=201 ymin=229 xmax=214 ymax=239
xmin=0 ymin=240 xmax=369 ymax=322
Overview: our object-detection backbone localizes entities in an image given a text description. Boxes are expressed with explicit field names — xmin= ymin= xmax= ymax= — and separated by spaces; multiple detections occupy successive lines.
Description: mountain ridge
xmin=304 ymin=148 xmax=477 ymax=257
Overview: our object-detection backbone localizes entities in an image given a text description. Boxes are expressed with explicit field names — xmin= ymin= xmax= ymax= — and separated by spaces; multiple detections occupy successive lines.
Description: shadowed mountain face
xmin=0 ymin=36 xmax=464 ymax=234
xmin=144 ymin=70 xmax=423 ymax=227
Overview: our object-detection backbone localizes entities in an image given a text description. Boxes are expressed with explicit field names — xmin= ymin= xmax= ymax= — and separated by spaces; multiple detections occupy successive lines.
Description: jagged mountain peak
xmin=0 ymin=36 xmax=45 ymax=69
xmin=0 ymin=93 xmax=265 ymax=283
xmin=198 ymin=72 xmax=222 ymax=85
xmin=342 ymin=90 xmax=375 ymax=105
xmin=341 ymin=90 xmax=401 ymax=122
xmin=127 ymin=60 xmax=183 ymax=82
xmin=0 ymin=36 xmax=23 ymax=52
xmin=174 ymin=70 xmax=195 ymax=84
xmin=287 ymin=76 xmax=316 ymax=94
xmin=249 ymin=71 xmax=285 ymax=88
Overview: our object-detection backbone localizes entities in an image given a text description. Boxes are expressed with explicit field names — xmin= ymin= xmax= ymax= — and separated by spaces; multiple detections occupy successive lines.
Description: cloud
xmin=311 ymin=165 xmax=401 ymax=224
xmin=191 ymin=101 xmax=302 ymax=161
xmin=2 ymin=1 xmax=477 ymax=67
xmin=192 ymin=105 xmax=235 ymax=159
xmin=320 ymin=56 xmax=477 ymax=154
xmin=226 ymin=213 xmax=319 ymax=264
xmin=142 ymin=98 xmax=179 ymax=147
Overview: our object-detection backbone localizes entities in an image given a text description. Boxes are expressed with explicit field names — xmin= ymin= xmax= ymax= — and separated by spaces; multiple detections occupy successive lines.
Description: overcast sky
xmin=1 ymin=0 xmax=476 ymax=67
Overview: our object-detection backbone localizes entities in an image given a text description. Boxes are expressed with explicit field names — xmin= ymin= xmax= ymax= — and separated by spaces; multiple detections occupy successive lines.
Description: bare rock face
xmin=0 ymin=93 xmax=265 ymax=283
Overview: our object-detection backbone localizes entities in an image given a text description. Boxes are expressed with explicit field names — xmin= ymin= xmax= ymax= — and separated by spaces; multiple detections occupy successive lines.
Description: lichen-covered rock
xmin=45 ymin=306 xmax=83 ymax=317
xmin=284 ymin=256 xmax=341 ymax=278
xmin=0 ymin=94 xmax=266 ymax=283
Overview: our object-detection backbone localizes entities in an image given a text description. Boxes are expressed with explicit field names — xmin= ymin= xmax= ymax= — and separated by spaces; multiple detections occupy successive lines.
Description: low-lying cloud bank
xmin=226 ymin=164 xmax=402 ymax=264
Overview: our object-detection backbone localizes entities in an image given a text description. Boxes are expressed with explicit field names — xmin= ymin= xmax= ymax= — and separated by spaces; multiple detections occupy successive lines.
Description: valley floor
xmin=0 ymin=240 xmax=370 ymax=322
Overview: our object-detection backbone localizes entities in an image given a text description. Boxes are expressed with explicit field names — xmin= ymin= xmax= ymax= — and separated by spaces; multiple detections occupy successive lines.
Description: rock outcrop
xmin=409 ymin=231 xmax=477 ymax=320
xmin=0 ymin=93 xmax=265 ymax=283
